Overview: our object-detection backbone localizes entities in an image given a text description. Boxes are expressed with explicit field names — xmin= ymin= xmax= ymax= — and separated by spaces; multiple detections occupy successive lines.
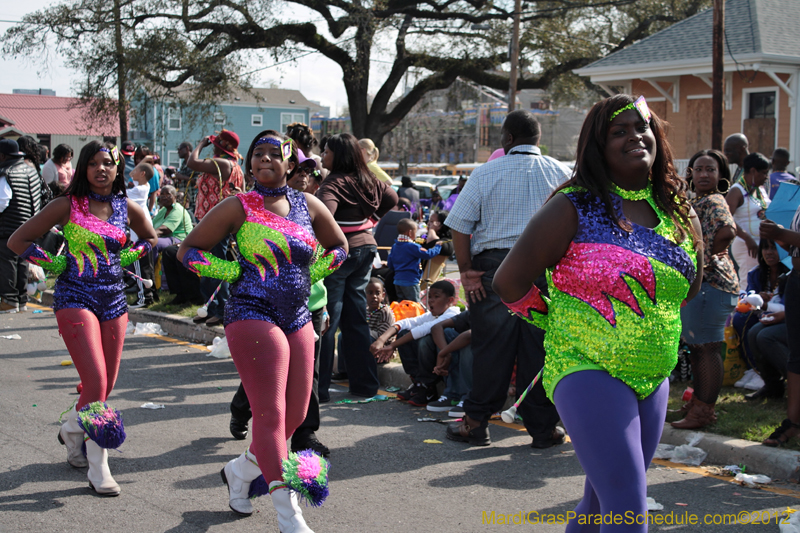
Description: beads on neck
xmin=608 ymin=181 xmax=653 ymax=201
xmin=253 ymin=182 xmax=289 ymax=197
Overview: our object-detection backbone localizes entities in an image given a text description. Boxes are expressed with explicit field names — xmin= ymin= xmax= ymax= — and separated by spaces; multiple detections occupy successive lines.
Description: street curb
xmin=40 ymin=290 xmax=223 ymax=345
xmin=660 ymin=425 xmax=800 ymax=481
xmin=40 ymin=290 xmax=413 ymax=388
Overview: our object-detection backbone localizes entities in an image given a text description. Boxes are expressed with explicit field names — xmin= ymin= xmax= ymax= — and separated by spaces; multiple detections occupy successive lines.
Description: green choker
xmin=609 ymin=181 xmax=653 ymax=201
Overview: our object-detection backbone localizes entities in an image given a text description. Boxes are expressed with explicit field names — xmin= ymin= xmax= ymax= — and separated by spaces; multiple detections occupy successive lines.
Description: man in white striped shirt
xmin=444 ymin=110 xmax=570 ymax=447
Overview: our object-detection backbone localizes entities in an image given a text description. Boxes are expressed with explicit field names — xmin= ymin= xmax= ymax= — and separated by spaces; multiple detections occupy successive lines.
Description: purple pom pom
xmin=248 ymin=475 xmax=269 ymax=499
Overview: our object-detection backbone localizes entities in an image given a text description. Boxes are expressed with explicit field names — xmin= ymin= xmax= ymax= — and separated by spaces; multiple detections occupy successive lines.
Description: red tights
xmin=225 ymin=320 xmax=315 ymax=483
xmin=56 ymin=309 xmax=127 ymax=410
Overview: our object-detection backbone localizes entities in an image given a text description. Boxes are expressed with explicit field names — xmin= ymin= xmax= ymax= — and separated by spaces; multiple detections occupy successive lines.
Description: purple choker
xmin=253 ymin=183 xmax=289 ymax=197
xmin=88 ymin=190 xmax=115 ymax=203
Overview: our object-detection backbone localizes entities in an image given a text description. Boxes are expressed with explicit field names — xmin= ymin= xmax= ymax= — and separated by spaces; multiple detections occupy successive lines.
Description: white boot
xmin=269 ymin=481 xmax=314 ymax=533
xmin=221 ymin=450 xmax=262 ymax=516
xmin=85 ymin=438 xmax=120 ymax=496
xmin=58 ymin=406 xmax=88 ymax=468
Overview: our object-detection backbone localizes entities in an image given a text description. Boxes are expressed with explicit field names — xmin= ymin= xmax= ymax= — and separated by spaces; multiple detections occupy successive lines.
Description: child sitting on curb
xmin=427 ymin=310 xmax=472 ymax=416
xmin=367 ymin=277 xmax=396 ymax=362
xmin=370 ymin=280 xmax=460 ymax=406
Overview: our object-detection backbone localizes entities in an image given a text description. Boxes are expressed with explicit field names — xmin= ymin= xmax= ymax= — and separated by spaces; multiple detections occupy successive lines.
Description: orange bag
xmin=390 ymin=300 xmax=426 ymax=322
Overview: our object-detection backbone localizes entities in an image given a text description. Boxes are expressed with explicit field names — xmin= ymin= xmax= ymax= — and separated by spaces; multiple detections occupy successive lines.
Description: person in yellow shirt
xmin=359 ymin=138 xmax=392 ymax=184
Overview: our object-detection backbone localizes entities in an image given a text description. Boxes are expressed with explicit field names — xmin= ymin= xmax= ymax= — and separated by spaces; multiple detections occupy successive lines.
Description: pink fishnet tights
xmin=225 ymin=320 xmax=315 ymax=483
xmin=55 ymin=309 xmax=127 ymax=410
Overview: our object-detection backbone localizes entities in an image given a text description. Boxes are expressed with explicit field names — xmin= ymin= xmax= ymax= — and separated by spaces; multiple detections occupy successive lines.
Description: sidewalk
xmin=39 ymin=290 xmax=800 ymax=483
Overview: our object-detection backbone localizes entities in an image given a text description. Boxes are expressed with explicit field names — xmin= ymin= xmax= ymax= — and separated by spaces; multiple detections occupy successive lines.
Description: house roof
xmin=0 ymin=93 xmax=120 ymax=137
xmin=576 ymin=0 xmax=800 ymax=76
xmin=220 ymin=87 xmax=317 ymax=109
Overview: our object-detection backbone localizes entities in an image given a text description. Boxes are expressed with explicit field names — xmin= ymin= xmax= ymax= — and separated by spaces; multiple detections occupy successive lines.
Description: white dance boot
xmin=269 ymin=481 xmax=314 ymax=533
xmin=58 ymin=406 xmax=88 ymax=468
xmin=221 ymin=450 xmax=262 ymax=516
xmin=85 ymin=438 xmax=121 ymax=496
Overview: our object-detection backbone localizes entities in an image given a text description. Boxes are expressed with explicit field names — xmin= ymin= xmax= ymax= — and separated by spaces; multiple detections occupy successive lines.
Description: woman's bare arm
xmin=178 ymin=197 xmax=245 ymax=261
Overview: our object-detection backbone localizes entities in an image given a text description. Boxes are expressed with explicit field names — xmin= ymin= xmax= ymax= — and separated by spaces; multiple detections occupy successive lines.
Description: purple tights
xmin=554 ymin=371 xmax=669 ymax=532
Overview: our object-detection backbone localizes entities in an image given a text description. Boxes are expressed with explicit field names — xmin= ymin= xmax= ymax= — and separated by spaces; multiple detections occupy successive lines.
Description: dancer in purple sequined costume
xmin=178 ymin=131 xmax=346 ymax=532
xmin=9 ymin=141 xmax=156 ymax=496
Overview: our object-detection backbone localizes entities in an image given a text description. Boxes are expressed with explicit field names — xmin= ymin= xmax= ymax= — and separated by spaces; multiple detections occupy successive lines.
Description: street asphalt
xmin=2 ymin=304 xmax=800 ymax=532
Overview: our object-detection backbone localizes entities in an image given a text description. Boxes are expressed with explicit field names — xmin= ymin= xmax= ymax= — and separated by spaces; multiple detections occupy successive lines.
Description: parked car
xmin=391 ymin=179 xmax=435 ymax=200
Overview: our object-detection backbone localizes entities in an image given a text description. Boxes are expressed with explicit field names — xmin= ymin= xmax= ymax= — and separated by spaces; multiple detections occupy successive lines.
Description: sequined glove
xmin=309 ymin=244 xmax=347 ymax=285
xmin=182 ymin=247 xmax=242 ymax=283
xmin=119 ymin=240 xmax=153 ymax=268
xmin=503 ymin=283 xmax=550 ymax=330
xmin=19 ymin=243 xmax=67 ymax=276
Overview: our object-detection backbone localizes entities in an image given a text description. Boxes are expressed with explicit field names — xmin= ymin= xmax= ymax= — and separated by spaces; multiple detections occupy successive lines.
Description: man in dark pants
xmin=0 ymin=139 xmax=42 ymax=314
xmin=444 ymin=110 xmax=571 ymax=447
xmin=229 ymin=293 xmax=330 ymax=457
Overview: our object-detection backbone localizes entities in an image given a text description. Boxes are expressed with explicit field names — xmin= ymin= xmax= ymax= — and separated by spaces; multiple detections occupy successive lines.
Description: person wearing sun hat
xmin=186 ymin=128 xmax=245 ymax=326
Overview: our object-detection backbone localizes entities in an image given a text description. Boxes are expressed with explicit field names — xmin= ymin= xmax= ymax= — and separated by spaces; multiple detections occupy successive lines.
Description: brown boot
xmin=669 ymin=398 xmax=693 ymax=415
xmin=670 ymin=398 xmax=717 ymax=430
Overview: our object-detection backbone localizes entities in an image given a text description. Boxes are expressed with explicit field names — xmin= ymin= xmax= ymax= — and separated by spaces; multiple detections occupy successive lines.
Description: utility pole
xmin=711 ymin=0 xmax=724 ymax=150
xmin=113 ymin=0 xmax=128 ymax=142
xmin=507 ymin=0 xmax=522 ymax=112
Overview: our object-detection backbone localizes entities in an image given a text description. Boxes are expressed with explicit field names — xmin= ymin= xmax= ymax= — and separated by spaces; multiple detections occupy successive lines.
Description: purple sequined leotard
xmin=224 ymin=188 xmax=318 ymax=331
xmin=53 ymin=193 xmax=129 ymax=321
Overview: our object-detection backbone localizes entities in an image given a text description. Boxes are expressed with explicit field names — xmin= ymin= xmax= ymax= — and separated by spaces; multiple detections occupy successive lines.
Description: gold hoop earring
xmin=718 ymin=178 xmax=730 ymax=194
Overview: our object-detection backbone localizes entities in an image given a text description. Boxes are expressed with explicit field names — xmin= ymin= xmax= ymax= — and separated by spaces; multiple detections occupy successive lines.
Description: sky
xmin=0 ymin=3 xmax=388 ymax=117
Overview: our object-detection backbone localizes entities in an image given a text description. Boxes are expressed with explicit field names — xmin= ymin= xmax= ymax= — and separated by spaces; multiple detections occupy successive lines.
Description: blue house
xmin=130 ymin=87 xmax=324 ymax=167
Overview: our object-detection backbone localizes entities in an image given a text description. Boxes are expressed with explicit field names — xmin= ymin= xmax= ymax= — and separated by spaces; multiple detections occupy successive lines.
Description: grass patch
xmin=665 ymin=383 xmax=799 ymax=451
xmin=125 ymin=291 xmax=202 ymax=318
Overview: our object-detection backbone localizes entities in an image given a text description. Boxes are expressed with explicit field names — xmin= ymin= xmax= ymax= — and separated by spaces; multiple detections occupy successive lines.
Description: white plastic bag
xmin=133 ymin=322 xmax=166 ymax=336
xmin=734 ymin=473 xmax=771 ymax=487
xmin=779 ymin=510 xmax=800 ymax=533
xmin=653 ymin=433 xmax=708 ymax=466
xmin=207 ymin=336 xmax=230 ymax=358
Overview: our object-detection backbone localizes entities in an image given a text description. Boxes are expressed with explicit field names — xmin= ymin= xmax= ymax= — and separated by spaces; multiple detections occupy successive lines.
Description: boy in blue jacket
xmin=387 ymin=218 xmax=441 ymax=302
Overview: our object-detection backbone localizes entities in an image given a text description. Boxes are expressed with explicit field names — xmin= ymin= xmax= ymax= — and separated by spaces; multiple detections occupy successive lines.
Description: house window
xmin=280 ymin=113 xmax=306 ymax=133
xmin=167 ymin=150 xmax=180 ymax=168
xmin=214 ymin=112 xmax=226 ymax=126
xmin=168 ymin=107 xmax=181 ymax=130
xmin=749 ymin=92 xmax=775 ymax=119
xmin=251 ymin=114 xmax=263 ymax=127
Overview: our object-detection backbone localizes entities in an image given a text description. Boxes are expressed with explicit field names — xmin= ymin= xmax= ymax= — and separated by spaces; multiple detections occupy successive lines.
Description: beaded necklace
xmin=87 ymin=190 xmax=115 ymax=203
xmin=608 ymin=181 xmax=653 ymax=202
xmin=736 ymin=173 xmax=768 ymax=212
xmin=253 ymin=183 xmax=289 ymax=197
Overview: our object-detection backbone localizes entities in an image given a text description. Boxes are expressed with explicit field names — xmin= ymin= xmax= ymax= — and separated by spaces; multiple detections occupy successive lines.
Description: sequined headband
xmin=98 ymin=146 xmax=120 ymax=165
xmin=609 ymin=96 xmax=652 ymax=123
xmin=253 ymin=136 xmax=293 ymax=161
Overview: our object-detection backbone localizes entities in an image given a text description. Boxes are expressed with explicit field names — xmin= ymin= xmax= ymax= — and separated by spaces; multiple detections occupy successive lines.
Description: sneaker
xmin=744 ymin=372 xmax=765 ymax=391
xmin=448 ymin=401 xmax=466 ymax=418
xmin=734 ymin=368 xmax=758 ymax=389
xmin=397 ymin=382 xmax=424 ymax=402
xmin=408 ymin=384 xmax=438 ymax=407
xmin=0 ymin=300 xmax=19 ymax=314
xmin=427 ymin=395 xmax=459 ymax=412
xmin=128 ymin=299 xmax=152 ymax=309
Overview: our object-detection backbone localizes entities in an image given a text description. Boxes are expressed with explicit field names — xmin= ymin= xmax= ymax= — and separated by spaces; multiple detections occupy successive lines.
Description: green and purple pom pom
xmin=282 ymin=449 xmax=330 ymax=506
xmin=77 ymin=401 xmax=126 ymax=449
